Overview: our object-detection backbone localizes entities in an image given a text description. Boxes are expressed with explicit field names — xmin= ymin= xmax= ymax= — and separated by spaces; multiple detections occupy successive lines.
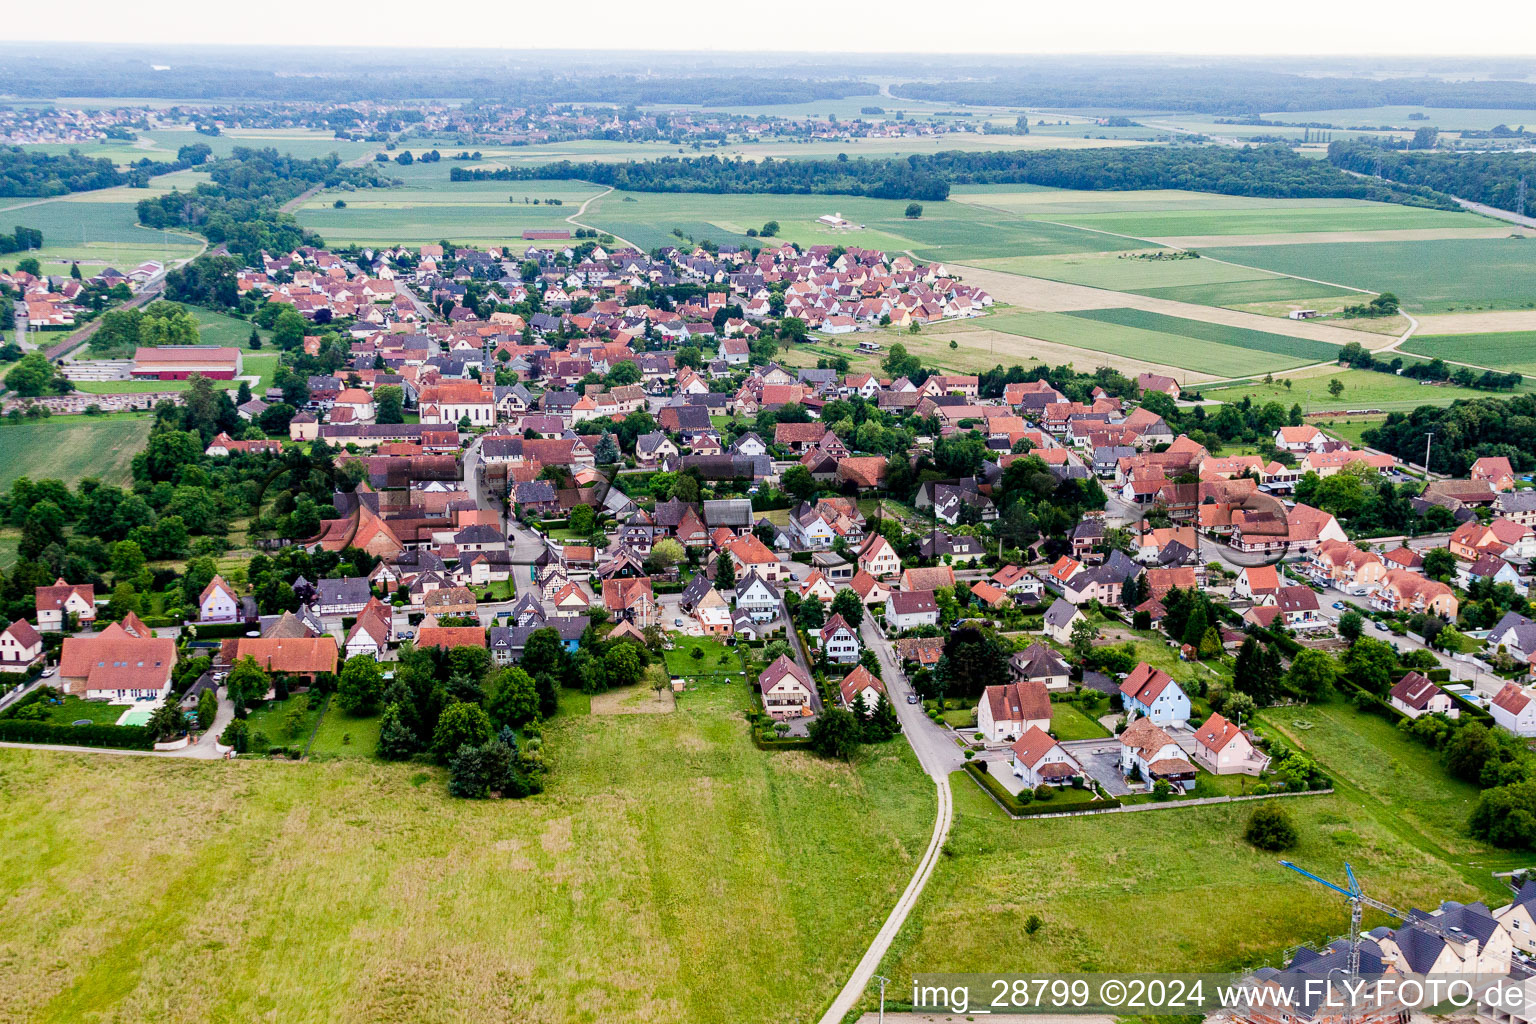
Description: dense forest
xmin=1363 ymin=395 xmax=1536 ymax=477
xmin=890 ymin=68 xmax=1536 ymax=116
xmin=0 ymin=148 xmax=139 ymax=197
xmin=463 ymin=146 xmax=1456 ymax=206
xmin=136 ymin=147 xmax=396 ymax=262
xmin=1328 ymin=141 xmax=1536 ymax=216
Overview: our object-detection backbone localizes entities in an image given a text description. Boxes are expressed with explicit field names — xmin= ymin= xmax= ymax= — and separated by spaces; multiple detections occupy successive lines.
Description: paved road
xmin=817 ymin=620 xmax=960 ymax=1024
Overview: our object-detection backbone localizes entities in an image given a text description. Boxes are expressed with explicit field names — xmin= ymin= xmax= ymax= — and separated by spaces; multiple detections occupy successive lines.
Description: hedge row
xmin=186 ymin=621 xmax=254 ymax=639
xmin=0 ymin=719 xmax=155 ymax=750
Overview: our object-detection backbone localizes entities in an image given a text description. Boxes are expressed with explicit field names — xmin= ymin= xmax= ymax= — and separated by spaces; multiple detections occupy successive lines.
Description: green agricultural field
xmin=0 ymin=197 xmax=202 ymax=275
xmin=983 ymin=308 xmax=1336 ymax=376
xmin=1258 ymin=105 xmax=1536 ymax=131
xmin=1202 ymin=237 xmax=1536 ymax=314
xmin=0 ymin=683 xmax=932 ymax=1024
xmin=951 ymin=187 xmax=1483 ymax=238
xmin=189 ymin=307 xmax=267 ymax=349
xmin=582 ymin=188 xmax=1133 ymax=260
xmin=0 ymin=414 xmax=151 ymax=488
xmin=1400 ymin=330 xmax=1536 ymax=375
xmin=297 ymin=177 xmax=605 ymax=246
xmin=1201 ymin=365 xmax=1524 ymax=413
xmin=969 ymin=250 xmax=1359 ymax=309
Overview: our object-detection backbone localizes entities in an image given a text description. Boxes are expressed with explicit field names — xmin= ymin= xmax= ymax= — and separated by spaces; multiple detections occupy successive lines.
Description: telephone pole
xmin=1423 ymin=431 xmax=1434 ymax=477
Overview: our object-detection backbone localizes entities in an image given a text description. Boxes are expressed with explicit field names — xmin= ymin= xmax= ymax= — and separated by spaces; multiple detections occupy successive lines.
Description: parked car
xmin=674 ymin=618 xmax=683 ymax=627
xmin=1373 ymin=620 xmax=1388 ymax=631
xmin=1331 ymin=601 xmax=1344 ymax=610
xmin=906 ymin=693 xmax=919 ymax=704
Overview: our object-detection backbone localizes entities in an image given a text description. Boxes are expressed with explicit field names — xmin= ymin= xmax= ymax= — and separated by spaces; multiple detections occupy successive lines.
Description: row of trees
xmin=466 ymin=145 xmax=1458 ymax=208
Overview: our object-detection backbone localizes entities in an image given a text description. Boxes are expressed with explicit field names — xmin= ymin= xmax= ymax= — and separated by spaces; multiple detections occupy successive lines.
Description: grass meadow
xmin=0 ymin=414 xmax=151 ymax=488
xmin=1399 ymin=330 xmax=1536 ymax=375
xmin=0 ymin=684 xmax=934 ymax=1024
xmin=1201 ymin=365 xmax=1526 ymax=413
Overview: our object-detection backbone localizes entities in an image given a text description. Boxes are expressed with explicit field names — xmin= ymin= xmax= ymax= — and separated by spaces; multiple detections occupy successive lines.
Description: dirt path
xmin=565 ymin=186 xmax=637 ymax=249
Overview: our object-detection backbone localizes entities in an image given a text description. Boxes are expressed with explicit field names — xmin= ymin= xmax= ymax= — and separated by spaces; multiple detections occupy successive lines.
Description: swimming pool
xmin=116 ymin=708 xmax=154 ymax=727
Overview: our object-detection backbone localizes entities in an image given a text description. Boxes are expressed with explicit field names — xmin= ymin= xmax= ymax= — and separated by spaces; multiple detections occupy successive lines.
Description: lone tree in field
xmin=905 ymin=203 xmax=923 ymax=219
xmin=1328 ymin=378 xmax=1345 ymax=398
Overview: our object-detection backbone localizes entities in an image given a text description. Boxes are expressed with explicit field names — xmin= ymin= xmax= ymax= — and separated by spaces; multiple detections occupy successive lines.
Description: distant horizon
xmin=6 ymin=0 xmax=1536 ymax=59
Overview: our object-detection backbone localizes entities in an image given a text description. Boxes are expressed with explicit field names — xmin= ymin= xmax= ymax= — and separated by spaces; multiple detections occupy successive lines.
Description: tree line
xmin=1364 ymin=393 xmax=1536 ymax=476
xmin=460 ymin=146 xmax=1457 ymax=207
xmin=1328 ymin=141 xmax=1536 ymax=216
xmin=136 ymin=146 xmax=396 ymax=262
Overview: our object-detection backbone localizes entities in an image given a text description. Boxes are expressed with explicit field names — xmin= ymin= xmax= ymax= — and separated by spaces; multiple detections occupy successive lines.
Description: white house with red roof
xmin=1492 ymin=682 xmax=1536 ymax=737
xmin=1119 ymin=662 xmax=1190 ymax=728
xmin=839 ymin=665 xmax=885 ymax=709
xmin=1191 ymin=712 xmax=1269 ymax=775
xmin=0 ymin=619 xmax=44 ymax=672
xmin=198 ymin=575 xmax=241 ymax=624
xmin=978 ymin=679 xmax=1051 ymax=744
xmin=35 ymin=578 xmax=95 ymax=631
xmin=1389 ymin=671 xmax=1458 ymax=720
xmin=818 ymin=614 xmax=861 ymax=664
xmin=1009 ymin=726 xmax=1083 ymax=788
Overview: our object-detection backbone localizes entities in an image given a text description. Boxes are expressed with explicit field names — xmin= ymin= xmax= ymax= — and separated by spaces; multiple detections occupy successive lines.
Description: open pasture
xmin=1199 ymin=364 xmax=1516 ymax=413
xmin=1203 ymin=236 xmax=1536 ymax=314
xmin=296 ymin=177 xmax=604 ymax=246
xmin=872 ymin=777 xmax=1506 ymax=1009
xmin=0 ymin=197 xmax=202 ymax=273
xmin=0 ymin=684 xmax=932 ymax=1024
xmin=0 ymin=414 xmax=151 ymax=488
xmin=1399 ymin=330 xmax=1536 ymax=375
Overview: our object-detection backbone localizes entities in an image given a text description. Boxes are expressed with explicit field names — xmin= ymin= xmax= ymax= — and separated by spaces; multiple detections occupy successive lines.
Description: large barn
xmin=131 ymin=346 xmax=243 ymax=380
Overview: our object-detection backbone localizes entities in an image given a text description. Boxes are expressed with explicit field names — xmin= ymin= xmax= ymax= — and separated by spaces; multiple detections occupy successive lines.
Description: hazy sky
xmin=12 ymin=0 xmax=1530 ymax=56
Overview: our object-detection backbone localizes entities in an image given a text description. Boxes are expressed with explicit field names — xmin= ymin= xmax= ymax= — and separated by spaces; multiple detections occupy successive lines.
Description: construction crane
xmin=1281 ymin=861 xmax=1405 ymax=979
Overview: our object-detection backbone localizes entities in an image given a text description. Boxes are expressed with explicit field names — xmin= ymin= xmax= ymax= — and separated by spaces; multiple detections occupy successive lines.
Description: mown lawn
xmin=664 ymin=636 xmax=741 ymax=678
xmin=241 ymin=693 xmax=324 ymax=749
xmin=1049 ymin=702 xmax=1111 ymax=740
xmin=308 ymin=704 xmax=381 ymax=758
xmin=0 ymin=683 xmax=933 ymax=1024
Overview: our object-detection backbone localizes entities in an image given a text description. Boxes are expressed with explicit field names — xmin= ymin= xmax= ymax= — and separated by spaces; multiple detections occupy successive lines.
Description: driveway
xmin=1062 ymin=738 xmax=1134 ymax=795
